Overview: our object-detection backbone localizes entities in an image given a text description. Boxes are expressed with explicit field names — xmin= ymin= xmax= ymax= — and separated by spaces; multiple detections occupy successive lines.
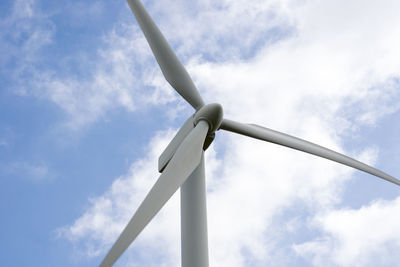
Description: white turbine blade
xmin=158 ymin=115 xmax=195 ymax=173
xmin=126 ymin=0 xmax=205 ymax=110
xmin=220 ymin=118 xmax=400 ymax=186
xmin=100 ymin=120 xmax=209 ymax=267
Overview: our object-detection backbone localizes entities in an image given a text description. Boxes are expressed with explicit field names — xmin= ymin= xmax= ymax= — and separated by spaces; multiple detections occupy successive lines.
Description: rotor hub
xmin=194 ymin=103 xmax=223 ymax=134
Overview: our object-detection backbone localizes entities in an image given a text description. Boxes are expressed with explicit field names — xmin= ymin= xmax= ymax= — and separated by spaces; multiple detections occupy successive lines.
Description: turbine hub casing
xmin=194 ymin=103 xmax=223 ymax=133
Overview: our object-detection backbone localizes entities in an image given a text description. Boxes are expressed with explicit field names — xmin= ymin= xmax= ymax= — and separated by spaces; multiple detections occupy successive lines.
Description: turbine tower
xmin=99 ymin=0 xmax=400 ymax=266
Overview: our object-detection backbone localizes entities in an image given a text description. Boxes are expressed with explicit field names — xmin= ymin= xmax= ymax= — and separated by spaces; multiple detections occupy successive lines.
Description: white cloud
xmin=294 ymin=197 xmax=400 ymax=267
xmin=0 ymin=0 xmax=54 ymax=67
xmin=29 ymin=22 xmax=178 ymax=129
xmin=1 ymin=161 xmax=51 ymax=182
xmin=12 ymin=0 xmax=35 ymax=19
xmin=55 ymin=0 xmax=400 ymax=266
xmin=1 ymin=0 xmax=179 ymax=129
xmin=147 ymin=0 xmax=295 ymax=61
xmin=58 ymin=129 xmax=181 ymax=266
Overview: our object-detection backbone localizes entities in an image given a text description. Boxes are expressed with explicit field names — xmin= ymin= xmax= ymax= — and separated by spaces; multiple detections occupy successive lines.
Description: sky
xmin=1 ymin=0 xmax=400 ymax=266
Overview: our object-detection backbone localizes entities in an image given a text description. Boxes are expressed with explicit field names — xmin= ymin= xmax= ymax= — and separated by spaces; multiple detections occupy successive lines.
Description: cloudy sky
xmin=1 ymin=0 xmax=400 ymax=266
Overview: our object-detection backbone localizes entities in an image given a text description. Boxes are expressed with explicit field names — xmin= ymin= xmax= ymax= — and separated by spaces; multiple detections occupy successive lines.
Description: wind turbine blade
xmin=220 ymin=118 xmax=400 ymax=186
xmin=158 ymin=115 xmax=195 ymax=173
xmin=126 ymin=0 xmax=205 ymax=110
xmin=100 ymin=120 xmax=209 ymax=267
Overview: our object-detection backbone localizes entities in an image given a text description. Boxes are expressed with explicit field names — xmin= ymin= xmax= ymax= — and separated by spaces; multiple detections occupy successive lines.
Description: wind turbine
xmin=100 ymin=0 xmax=400 ymax=266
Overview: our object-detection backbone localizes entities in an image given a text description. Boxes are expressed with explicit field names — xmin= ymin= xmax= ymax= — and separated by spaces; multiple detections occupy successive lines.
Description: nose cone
xmin=194 ymin=103 xmax=223 ymax=133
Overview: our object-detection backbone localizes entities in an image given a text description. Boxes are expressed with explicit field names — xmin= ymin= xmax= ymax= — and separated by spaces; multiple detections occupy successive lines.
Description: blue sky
xmin=1 ymin=0 xmax=400 ymax=266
